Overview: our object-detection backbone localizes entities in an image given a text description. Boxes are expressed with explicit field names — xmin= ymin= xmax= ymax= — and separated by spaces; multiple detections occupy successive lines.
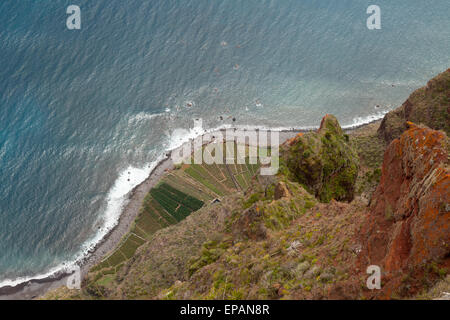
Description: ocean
xmin=0 ymin=0 xmax=449 ymax=287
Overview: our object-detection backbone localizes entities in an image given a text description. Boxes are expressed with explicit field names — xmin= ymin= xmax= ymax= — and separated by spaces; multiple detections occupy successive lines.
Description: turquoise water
xmin=0 ymin=0 xmax=449 ymax=286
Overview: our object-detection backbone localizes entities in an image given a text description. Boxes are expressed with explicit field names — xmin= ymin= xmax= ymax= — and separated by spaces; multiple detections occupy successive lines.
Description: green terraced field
xmin=90 ymin=142 xmax=262 ymax=278
xmin=185 ymin=166 xmax=226 ymax=196
xmin=163 ymin=174 xmax=214 ymax=202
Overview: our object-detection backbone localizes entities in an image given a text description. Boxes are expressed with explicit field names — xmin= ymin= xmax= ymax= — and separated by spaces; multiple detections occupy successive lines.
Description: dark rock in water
xmin=282 ymin=114 xmax=359 ymax=203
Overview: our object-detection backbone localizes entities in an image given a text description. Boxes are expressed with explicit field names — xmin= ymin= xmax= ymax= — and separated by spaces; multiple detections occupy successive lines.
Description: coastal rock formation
xmin=40 ymin=71 xmax=450 ymax=301
xmin=378 ymin=69 xmax=450 ymax=143
xmin=359 ymin=122 xmax=450 ymax=298
xmin=283 ymin=114 xmax=359 ymax=203
xmin=43 ymin=118 xmax=449 ymax=301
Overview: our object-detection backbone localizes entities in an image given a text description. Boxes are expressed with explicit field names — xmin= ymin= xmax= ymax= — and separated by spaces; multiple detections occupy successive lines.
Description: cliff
xmin=282 ymin=114 xmax=359 ymax=203
xmin=42 ymin=70 xmax=450 ymax=300
xmin=378 ymin=69 xmax=450 ymax=143
xmin=357 ymin=122 xmax=449 ymax=298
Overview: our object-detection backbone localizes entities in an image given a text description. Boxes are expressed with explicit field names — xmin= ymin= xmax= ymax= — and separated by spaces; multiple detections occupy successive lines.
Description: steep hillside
xmin=357 ymin=122 xmax=449 ymax=299
xmin=282 ymin=114 xmax=360 ymax=203
xmin=42 ymin=70 xmax=450 ymax=300
xmin=158 ymin=122 xmax=449 ymax=300
xmin=46 ymin=143 xmax=261 ymax=299
xmin=378 ymin=69 xmax=450 ymax=143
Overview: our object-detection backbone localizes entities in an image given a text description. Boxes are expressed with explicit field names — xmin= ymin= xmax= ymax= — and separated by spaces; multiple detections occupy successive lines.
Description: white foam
xmin=99 ymin=165 xmax=153 ymax=230
xmin=342 ymin=110 xmax=389 ymax=129
xmin=76 ymin=160 xmax=162 ymax=260
xmin=128 ymin=112 xmax=164 ymax=124
xmin=166 ymin=121 xmax=232 ymax=151
xmin=0 ymin=161 xmax=160 ymax=289
xmin=166 ymin=109 xmax=390 ymax=151
xmin=0 ymin=262 xmax=73 ymax=288
xmin=0 ymin=109 xmax=391 ymax=290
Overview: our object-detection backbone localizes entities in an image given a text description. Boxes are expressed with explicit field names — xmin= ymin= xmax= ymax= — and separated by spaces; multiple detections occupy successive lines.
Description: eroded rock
xmin=274 ymin=181 xmax=290 ymax=200
xmin=283 ymin=114 xmax=359 ymax=203
xmin=359 ymin=122 xmax=450 ymax=298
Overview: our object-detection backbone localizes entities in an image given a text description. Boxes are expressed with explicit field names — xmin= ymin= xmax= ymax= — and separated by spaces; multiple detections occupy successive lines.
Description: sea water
xmin=1 ymin=0 xmax=449 ymax=286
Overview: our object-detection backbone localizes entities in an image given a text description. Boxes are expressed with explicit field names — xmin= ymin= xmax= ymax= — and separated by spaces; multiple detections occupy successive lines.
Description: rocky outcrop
xmin=283 ymin=114 xmax=359 ymax=203
xmin=274 ymin=181 xmax=290 ymax=200
xmin=378 ymin=69 xmax=450 ymax=143
xmin=359 ymin=122 xmax=450 ymax=298
xmin=43 ymin=67 xmax=450 ymax=300
xmin=231 ymin=205 xmax=268 ymax=241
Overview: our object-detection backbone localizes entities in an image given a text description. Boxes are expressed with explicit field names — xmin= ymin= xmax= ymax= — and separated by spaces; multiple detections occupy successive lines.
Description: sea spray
xmin=0 ymin=161 xmax=159 ymax=289
xmin=2 ymin=0 xmax=449 ymax=291
xmin=0 ymin=107 xmax=388 ymax=290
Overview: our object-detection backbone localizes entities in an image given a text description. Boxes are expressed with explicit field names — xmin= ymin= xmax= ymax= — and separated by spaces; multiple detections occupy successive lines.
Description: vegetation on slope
xmin=70 ymin=143 xmax=261 ymax=298
xmin=159 ymin=180 xmax=371 ymax=300
xmin=42 ymin=70 xmax=450 ymax=300
xmin=282 ymin=114 xmax=360 ymax=203
xmin=378 ymin=68 xmax=450 ymax=143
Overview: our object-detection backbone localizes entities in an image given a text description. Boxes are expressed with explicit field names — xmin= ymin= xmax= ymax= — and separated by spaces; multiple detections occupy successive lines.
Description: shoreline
xmin=0 ymin=118 xmax=383 ymax=300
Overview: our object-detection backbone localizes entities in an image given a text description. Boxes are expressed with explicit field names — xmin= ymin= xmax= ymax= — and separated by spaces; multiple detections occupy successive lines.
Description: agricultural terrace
xmin=89 ymin=142 xmax=263 ymax=282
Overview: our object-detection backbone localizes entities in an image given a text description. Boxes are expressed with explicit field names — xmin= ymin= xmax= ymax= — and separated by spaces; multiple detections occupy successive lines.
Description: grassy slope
xmin=45 ymin=143 xmax=260 ymax=299
xmin=42 ymin=69 xmax=450 ymax=299
xmin=42 ymin=124 xmax=384 ymax=300
xmin=378 ymin=68 xmax=450 ymax=143
xmin=42 ymin=120 xmax=448 ymax=300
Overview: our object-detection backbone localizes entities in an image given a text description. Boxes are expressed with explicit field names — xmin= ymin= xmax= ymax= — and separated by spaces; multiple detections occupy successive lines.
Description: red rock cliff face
xmin=359 ymin=123 xmax=449 ymax=298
